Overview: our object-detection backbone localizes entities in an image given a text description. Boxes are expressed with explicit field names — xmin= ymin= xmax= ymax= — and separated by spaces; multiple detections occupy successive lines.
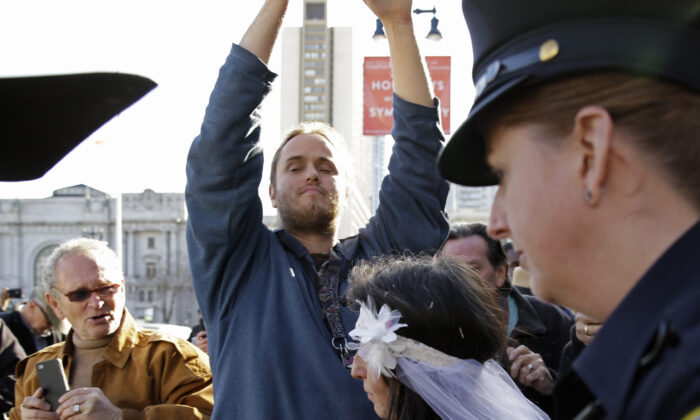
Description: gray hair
xmin=43 ymin=238 xmax=123 ymax=292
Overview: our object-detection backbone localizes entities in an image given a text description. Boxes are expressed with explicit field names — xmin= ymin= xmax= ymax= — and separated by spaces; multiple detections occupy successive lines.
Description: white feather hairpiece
xmin=347 ymin=300 xmax=460 ymax=378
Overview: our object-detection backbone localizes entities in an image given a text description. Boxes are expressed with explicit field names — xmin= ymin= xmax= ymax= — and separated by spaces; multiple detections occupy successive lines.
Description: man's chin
xmin=279 ymin=203 xmax=339 ymax=231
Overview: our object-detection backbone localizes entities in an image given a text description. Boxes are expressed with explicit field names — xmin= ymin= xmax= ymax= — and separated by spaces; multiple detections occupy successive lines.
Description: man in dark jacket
xmin=440 ymin=222 xmax=572 ymax=415
xmin=0 ymin=284 xmax=66 ymax=356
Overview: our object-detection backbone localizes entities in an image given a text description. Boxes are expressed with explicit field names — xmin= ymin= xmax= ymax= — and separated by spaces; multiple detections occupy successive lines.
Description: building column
xmin=166 ymin=230 xmax=172 ymax=276
xmin=127 ymin=229 xmax=135 ymax=278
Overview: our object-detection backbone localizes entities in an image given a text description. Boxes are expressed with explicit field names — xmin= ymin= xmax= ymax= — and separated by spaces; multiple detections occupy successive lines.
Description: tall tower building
xmin=280 ymin=0 xmax=372 ymax=238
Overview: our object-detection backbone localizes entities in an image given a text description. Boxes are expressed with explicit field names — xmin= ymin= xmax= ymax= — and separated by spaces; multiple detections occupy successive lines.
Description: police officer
xmin=438 ymin=1 xmax=700 ymax=419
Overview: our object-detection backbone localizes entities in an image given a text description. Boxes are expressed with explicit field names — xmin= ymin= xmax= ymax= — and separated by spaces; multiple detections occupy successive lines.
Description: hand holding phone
xmin=36 ymin=359 xmax=69 ymax=411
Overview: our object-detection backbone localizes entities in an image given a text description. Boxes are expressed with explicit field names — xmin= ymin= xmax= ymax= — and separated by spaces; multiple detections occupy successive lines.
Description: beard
xmin=276 ymin=190 xmax=341 ymax=236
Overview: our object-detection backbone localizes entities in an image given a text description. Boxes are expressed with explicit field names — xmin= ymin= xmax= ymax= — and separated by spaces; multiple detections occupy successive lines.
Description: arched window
xmin=34 ymin=245 xmax=58 ymax=285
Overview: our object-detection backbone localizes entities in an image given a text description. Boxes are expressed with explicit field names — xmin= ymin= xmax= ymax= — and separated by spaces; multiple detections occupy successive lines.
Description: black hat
xmin=0 ymin=73 xmax=156 ymax=181
xmin=437 ymin=0 xmax=700 ymax=186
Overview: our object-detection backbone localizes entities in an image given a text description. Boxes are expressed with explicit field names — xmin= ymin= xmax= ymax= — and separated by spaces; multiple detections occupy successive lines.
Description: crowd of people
xmin=2 ymin=0 xmax=698 ymax=418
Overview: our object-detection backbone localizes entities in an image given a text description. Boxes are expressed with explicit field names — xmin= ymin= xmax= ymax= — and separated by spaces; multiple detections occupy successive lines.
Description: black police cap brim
xmin=0 ymin=73 xmax=156 ymax=181
xmin=437 ymin=75 xmax=526 ymax=187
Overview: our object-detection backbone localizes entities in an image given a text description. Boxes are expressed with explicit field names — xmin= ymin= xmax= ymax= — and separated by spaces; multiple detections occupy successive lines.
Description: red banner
xmin=363 ymin=56 xmax=451 ymax=135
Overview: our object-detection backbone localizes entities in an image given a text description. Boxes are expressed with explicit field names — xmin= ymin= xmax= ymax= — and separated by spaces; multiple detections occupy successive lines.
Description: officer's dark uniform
xmin=554 ymin=221 xmax=700 ymax=419
xmin=436 ymin=0 xmax=700 ymax=418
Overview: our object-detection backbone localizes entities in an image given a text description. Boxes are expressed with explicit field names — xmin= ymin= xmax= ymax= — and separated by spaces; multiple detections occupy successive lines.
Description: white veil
xmin=349 ymin=301 xmax=549 ymax=420
xmin=397 ymin=357 xmax=548 ymax=420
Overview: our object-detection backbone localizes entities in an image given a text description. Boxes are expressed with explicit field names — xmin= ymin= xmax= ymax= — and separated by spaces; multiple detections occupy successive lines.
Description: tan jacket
xmin=10 ymin=310 xmax=213 ymax=419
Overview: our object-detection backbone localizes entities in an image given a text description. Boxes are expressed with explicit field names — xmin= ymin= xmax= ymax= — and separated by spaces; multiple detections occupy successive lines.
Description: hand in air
xmin=362 ymin=0 xmax=413 ymax=25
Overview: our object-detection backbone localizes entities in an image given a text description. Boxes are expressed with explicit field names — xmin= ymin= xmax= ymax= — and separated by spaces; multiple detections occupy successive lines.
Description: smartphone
xmin=36 ymin=359 xmax=69 ymax=411
xmin=7 ymin=288 xmax=22 ymax=298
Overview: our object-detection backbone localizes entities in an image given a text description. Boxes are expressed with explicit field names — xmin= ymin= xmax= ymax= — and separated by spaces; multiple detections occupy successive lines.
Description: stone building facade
xmin=0 ymin=185 xmax=198 ymax=326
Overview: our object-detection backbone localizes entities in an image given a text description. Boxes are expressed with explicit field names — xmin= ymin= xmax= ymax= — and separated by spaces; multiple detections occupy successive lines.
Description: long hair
xmin=347 ymin=255 xmax=507 ymax=420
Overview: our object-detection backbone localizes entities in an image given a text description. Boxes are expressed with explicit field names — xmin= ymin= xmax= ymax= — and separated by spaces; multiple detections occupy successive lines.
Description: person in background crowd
xmin=188 ymin=310 xmax=208 ymax=354
xmin=0 ymin=284 xmax=68 ymax=356
xmin=0 ymin=289 xmax=12 ymax=313
xmin=11 ymin=238 xmax=213 ymax=420
xmin=185 ymin=0 xmax=449 ymax=417
xmin=347 ymin=255 xmax=548 ymax=420
xmin=511 ymin=266 xmax=532 ymax=295
xmin=440 ymin=222 xmax=572 ymax=415
xmin=438 ymin=1 xmax=700 ymax=417
xmin=0 ymin=319 xmax=26 ymax=415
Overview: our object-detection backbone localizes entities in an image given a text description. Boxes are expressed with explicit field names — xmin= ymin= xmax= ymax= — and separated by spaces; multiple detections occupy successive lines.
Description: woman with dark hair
xmin=347 ymin=256 xmax=548 ymax=419
xmin=437 ymin=1 xmax=700 ymax=418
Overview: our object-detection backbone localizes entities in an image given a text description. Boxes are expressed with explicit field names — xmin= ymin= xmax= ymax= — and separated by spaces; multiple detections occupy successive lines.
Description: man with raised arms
xmin=185 ymin=0 xmax=449 ymax=418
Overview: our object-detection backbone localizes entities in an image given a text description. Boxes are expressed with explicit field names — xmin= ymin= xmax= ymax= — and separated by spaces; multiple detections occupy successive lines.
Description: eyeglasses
xmin=53 ymin=284 xmax=120 ymax=303
xmin=32 ymin=300 xmax=52 ymax=325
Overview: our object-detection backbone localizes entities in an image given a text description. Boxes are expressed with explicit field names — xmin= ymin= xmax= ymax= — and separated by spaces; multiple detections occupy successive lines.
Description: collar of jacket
xmin=274 ymin=229 xmax=352 ymax=268
xmin=61 ymin=309 xmax=137 ymax=369
xmin=573 ymin=219 xmax=700 ymax=419
xmin=501 ymin=283 xmax=547 ymax=337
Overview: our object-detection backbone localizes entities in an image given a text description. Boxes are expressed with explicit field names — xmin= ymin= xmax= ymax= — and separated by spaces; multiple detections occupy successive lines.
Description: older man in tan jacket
xmin=11 ymin=238 xmax=213 ymax=420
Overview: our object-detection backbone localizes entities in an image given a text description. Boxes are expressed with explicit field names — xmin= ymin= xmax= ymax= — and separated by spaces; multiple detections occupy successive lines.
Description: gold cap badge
xmin=539 ymin=39 xmax=559 ymax=62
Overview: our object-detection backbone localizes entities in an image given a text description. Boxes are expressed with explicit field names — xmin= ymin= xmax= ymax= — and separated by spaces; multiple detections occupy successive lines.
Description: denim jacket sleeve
xmin=185 ymin=44 xmax=277 ymax=320
xmin=355 ymin=94 xmax=450 ymax=257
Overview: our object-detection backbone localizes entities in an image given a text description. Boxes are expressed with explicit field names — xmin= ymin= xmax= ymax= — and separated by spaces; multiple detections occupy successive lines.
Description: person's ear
xmin=269 ymin=184 xmax=278 ymax=208
xmin=45 ymin=292 xmax=65 ymax=319
xmin=495 ymin=264 xmax=507 ymax=288
xmin=573 ymin=106 xmax=614 ymax=206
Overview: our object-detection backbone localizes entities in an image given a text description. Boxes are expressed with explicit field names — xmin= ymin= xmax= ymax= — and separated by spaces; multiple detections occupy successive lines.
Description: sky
xmin=0 ymin=0 xmax=474 ymax=210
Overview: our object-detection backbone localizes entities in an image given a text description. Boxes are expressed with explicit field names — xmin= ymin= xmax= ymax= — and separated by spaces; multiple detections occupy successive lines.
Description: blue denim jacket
xmin=186 ymin=44 xmax=449 ymax=419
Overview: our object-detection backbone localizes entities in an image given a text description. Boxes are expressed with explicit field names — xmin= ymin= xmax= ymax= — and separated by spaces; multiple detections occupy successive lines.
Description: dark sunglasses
xmin=53 ymin=284 xmax=120 ymax=303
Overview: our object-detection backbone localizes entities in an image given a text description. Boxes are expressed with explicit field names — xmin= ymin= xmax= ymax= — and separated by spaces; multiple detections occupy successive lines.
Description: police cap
xmin=437 ymin=0 xmax=700 ymax=186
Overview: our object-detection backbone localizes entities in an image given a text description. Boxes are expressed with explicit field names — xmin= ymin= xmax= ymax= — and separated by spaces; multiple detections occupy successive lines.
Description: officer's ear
xmin=574 ymin=105 xmax=614 ymax=206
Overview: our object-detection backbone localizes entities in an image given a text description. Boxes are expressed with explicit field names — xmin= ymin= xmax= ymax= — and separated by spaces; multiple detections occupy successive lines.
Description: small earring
xmin=585 ymin=189 xmax=593 ymax=203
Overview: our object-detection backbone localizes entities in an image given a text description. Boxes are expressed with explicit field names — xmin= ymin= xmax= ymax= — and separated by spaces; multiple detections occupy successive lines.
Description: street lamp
xmin=372 ymin=18 xmax=386 ymax=40
xmin=372 ymin=6 xmax=442 ymax=41
xmin=413 ymin=7 xmax=442 ymax=40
